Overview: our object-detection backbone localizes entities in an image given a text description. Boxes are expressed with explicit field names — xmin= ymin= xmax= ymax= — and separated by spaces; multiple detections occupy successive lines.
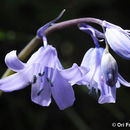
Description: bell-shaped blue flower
xmin=102 ymin=20 xmax=130 ymax=59
xmin=78 ymin=23 xmax=130 ymax=104
xmin=0 ymin=45 xmax=88 ymax=110
xmin=79 ymin=46 xmax=130 ymax=104
xmin=0 ymin=13 xmax=89 ymax=110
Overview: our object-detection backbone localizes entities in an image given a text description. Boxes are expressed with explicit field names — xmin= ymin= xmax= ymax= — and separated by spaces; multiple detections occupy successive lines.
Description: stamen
xmin=46 ymin=77 xmax=53 ymax=87
xmin=46 ymin=77 xmax=50 ymax=82
xmin=88 ymin=87 xmax=98 ymax=98
xmin=38 ymin=72 xmax=45 ymax=76
xmin=37 ymin=88 xmax=44 ymax=96
xmin=32 ymin=75 xmax=37 ymax=84
xmin=50 ymin=82 xmax=53 ymax=87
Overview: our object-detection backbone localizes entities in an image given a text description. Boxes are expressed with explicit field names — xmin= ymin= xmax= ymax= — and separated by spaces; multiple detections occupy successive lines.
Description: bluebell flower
xmin=79 ymin=46 xmax=130 ymax=104
xmin=102 ymin=20 xmax=130 ymax=59
xmin=0 ymin=12 xmax=89 ymax=110
xmin=1 ymin=45 xmax=88 ymax=110
xmin=78 ymin=23 xmax=130 ymax=104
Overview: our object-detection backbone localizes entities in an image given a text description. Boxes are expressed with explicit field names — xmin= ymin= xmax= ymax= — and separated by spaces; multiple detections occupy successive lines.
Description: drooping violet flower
xmin=1 ymin=45 xmax=88 ymax=110
xmin=0 ymin=11 xmax=89 ymax=110
xmin=102 ymin=20 xmax=130 ymax=60
xmin=99 ymin=46 xmax=130 ymax=104
xmin=78 ymin=23 xmax=130 ymax=104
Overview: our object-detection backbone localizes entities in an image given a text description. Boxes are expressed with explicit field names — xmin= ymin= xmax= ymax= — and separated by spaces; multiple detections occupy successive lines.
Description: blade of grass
xmin=64 ymin=108 xmax=91 ymax=130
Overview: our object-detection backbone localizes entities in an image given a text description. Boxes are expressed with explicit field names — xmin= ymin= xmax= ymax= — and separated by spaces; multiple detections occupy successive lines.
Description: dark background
xmin=0 ymin=0 xmax=130 ymax=130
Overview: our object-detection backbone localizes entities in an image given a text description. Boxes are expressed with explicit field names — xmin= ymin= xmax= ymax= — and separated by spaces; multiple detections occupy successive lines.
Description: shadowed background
xmin=0 ymin=0 xmax=130 ymax=130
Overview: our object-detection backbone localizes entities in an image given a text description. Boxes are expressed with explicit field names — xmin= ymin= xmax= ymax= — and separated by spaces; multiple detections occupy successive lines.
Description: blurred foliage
xmin=0 ymin=0 xmax=130 ymax=130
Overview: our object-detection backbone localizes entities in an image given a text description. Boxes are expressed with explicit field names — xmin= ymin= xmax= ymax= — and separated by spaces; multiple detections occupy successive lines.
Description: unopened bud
xmin=101 ymin=49 xmax=118 ymax=87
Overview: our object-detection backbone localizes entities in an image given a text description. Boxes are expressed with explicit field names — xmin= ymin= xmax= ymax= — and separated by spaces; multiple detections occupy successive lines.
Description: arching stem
xmin=1 ymin=17 xmax=103 ymax=78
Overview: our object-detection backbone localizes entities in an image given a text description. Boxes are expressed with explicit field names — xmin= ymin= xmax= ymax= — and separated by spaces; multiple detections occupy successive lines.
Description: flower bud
xmin=102 ymin=21 xmax=130 ymax=60
xmin=101 ymin=49 xmax=118 ymax=87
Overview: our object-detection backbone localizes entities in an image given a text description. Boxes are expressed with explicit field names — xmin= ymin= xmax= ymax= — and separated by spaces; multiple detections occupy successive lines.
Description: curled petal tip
xmin=5 ymin=50 xmax=25 ymax=72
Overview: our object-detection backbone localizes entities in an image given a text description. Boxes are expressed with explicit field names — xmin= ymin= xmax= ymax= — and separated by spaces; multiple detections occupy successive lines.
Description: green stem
xmin=1 ymin=36 xmax=41 ymax=78
xmin=44 ymin=17 xmax=103 ymax=35
xmin=1 ymin=17 xmax=103 ymax=78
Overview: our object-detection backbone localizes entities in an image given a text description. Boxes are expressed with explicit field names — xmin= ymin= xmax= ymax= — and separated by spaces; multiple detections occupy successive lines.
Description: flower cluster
xmin=78 ymin=22 xmax=130 ymax=104
xmin=0 ymin=14 xmax=130 ymax=110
